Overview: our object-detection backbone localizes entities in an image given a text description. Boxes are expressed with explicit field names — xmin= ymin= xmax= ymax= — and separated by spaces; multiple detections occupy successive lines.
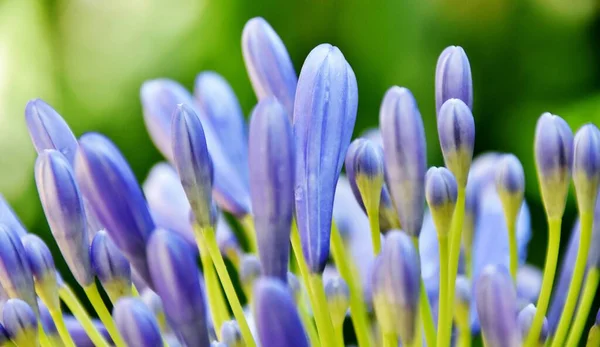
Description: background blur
xmin=1 ymin=0 xmax=599 ymax=319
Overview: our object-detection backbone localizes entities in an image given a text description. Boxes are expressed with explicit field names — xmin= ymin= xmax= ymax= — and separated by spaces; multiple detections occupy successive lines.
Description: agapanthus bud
xmin=294 ymin=44 xmax=358 ymax=273
xmin=147 ymin=229 xmax=209 ymax=346
xmin=171 ymin=104 xmax=215 ymax=228
xmin=425 ymin=167 xmax=458 ymax=236
xmin=496 ymin=154 xmax=525 ymax=219
xmin=90 ymin=230 xmax=132 ymax=302
xmin=242 ymin=17 xmax=297 ymax=115
xmin=240 ymin=254 xmax=262 ymax=297
xmin=372 ymin=231 xmax=420 ymax=345
xmin=324 ymin=276 xmax=350 ymax=328
xmin=249 ymin=98 xmax=294 ymax=280
xmin=140 ymin=289 xmax=167 ymax=332
xmin=437 ymin=98 xmax=475 ymax=187
xmin=35 ymin=150 xmax=93 ymax=287
xmin=0 ymin=194 xmax=27 ymax=237
xmin=534 ymin=113 xmax=573 ymax=219
xmin=38 ymin=300 xmax=60 ymax=344
xmin=76 ymin=133 xmax=155 ymax=286
xmin=435 ymin=46 xmax=473 ymax=113
xmin=518 ymin=304 xmax=548 ymax=345
xmin=221 ymin=320 xmax=242 ymax=347
xmin=113 ymin=298 xmax=162 ymax=347
xmin=253 ymin=278 xmax=309 ymax=347
xmin=3 ymin=299 xmax=38 ymax=346
xmin=475 ymin=265 xmax=520 ymax=347
xmin=380 ymin=86 xmax=427 ymax=237
xmin=572 ymin=124 xmax=600 ymax=213
xmin=25 ymin=99 xmax=78 ymax=164
xmin=0 ymin=225 xmax=38 ymax=315
xmin=21 ymin=234 xmax=59 ymax=311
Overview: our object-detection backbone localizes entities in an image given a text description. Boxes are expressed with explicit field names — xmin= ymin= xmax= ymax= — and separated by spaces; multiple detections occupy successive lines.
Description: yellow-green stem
xmin=298 ymin=299 xmax=321 ymax=347
xmin=240 ymin=215 xmax=258 ymax=253
xmin=203 ymin=227 xmax=256 ymax=347
xmin=447 ymin=188 xmax=466 ymax=345
xmin=49 ymin=309 xmax=76 ymax=347
xmin=456 ymin=301 xmax=471 ymax=347
xmin=367 ymin=206 xmax=381 ymax=255
xmin=551 ymin=211 xmax=593 ymax=347
xmin=383 ymin=332 xmax=397 ymax=347
xmin=586 ymin=326 xmax=600 ymax=347
xmin=465 ymin=248 xmax=473 ymax=281
xmin=58 ymin=286 xmax=110 ymax=347
xmin=38 ymin=323 xmax=52 ymax=347
xmin=333 ymin=323 xmax=345 ymax=347
xmin=84 ymin=282 xmax=125 ymax=347
xmin=309 ymin=274 xmax=337 ymax=347
xmin=524 ymin=217 xmax=561 ymax=347
xmin=566 ymin=268 xmax=600 ymax=346
xmin=194 ymin=225 xmax=229 ymax=336
xmin=437 ymin=235 xmax=450 ymax=347
xmin=330 ymin=223 xmax=373 ymax=347
xmin=507 ymin=222 xmax=518 ymax=280
xmin=412 ymin=237 xmax=437 ymax=347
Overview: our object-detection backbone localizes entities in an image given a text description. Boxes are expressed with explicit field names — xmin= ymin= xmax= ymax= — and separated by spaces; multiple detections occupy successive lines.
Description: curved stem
xmin=551 ymin=211 xmax=593 ymax=347
xmin=447 ymin=188 xmax=466 ymax=346
xmin=411 ymin=237 xmax=437 ymax=347
xmin=566 ymin=268 xmax=600 ymax=346
xmin=382 ymin=332 xmax=397 ymax=347
xmin=367 ymin=206 xmax=381 ymax=255
xmin=437 ymin=235 xmax=450 ymax=347
xmin=84 ymin=282 xmax=125 ymax=347
xmin=49 ymin=309 xmax=76 ymax=347
xmin=507 ymin=221 xmax=518 ymax=280
xmin=298 ymin=298 xmax=321 ymax=347
xmin=58 ymin=286 xmax=110 ymax=347
xmin=524 ymin=217 xmax=561 ymax=347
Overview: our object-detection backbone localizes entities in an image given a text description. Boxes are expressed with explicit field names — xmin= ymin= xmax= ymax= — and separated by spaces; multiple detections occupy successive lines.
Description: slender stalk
xmin=465 ymin=248 xmax=473 ymax=281
xmin=507 ymin=222 xmax=518 ymax=280
xmin=447 ymin=188 xmax=466 ymax=344
xmin=38 ymin=323 xmax=52 ymax=347
xmin=524 ymin=217 xmax=561 ymax=347
xmin=566 ymin=268 xmax=600 ymax=346
xmin=333 ymin=322 xmax=345 ymax=347
xmin=203 ymin=227 xmax=256 ymax=347
xmin=330 ymin=223 xmax=373 ymax=347
xmin=367 ymin=205 xmax=381 ymax=254
xmin=587 ymin=326 xmax=600 ymax=347
xmin=382 ymin=332 xmax=397 ymax=347
xmin=193 ymin=225 xmax=229 ymax=336
xmin=240 ymin=215 xmax=258 ymax=253
xmin=58 ymin=286 xmax=110 ymax=347
xmin=411 ymin=237 xmax=437 ymax=347
xmin=298 ymin=299 xmax=321 ymax=347
xmin=551 ymin=211 xmax=593 ymax=347
xmin=49 ymin=309 xmax=76 ymax=347
xmin=437 ymin=235 xmax=450 ymax=347
xmin=83 ymin=282 xmax=125 ymax=347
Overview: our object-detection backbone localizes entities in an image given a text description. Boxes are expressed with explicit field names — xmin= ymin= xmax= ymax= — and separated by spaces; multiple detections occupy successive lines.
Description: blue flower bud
xmin=0 ymin=194 xmax=27 ymax=237
xmin=253 ymin=278 xmax=309 ymax=347
xmin=372 ymin=231 xmax=420 ymax=344
xmin=242 ymin=17 xmax=297 ymax=115
xmin=25 ymin=99 xmax=78 ymax=164
xmin=475 ymin=265 xmax=519 ymax=347
xmin=140 ymin=289 xmax=168 ymax=332
xmin=35 ymin=149 xmax=93 ymax=287
xmin=534 ymin=113 xmax=573 ymax=219
xmin=437 ymin=98 xmax=475 ymax=187
xmin=221 ymin=320 xmax=242 ymax=347
xmin=249 ymin=98 xmax=294 ymax=280
xmin=435 ymin=46 xmax=473 ymax=113
xmin=294 ymin=44 xmax=358 ymax=273
xmin=90 ymin=230 xmax=132 ymax=302
xmin=76 ymin=133 xmax=155 ymax=287
xmin=147 ymin=229 xmax=209 ymax=346
xmin=573 ymin=124 xmax=600 ymax=213
xmin=3 ymin=299 xmax=38 ymax=345
xmin=425 ymin=167 xmax=458 ymax=236
xmin=21 ymin=234 xmax=59 ymax=311
xmin=0 ymin=225 xmax=38 ymax=315
xmin=113 ymin=298 xmax=162 ymax=347
xmin=495 ymin=154 xmax=525 ymax=225
xmin=324 ymin=276 xmax=350 ymax=327
xmin=518 ymin=304 xmax=548 ymax=344
xmin=380 ymin=86 xmax=427 ymax=237
xmin=240 ymin=254 xmax=262 ymax=290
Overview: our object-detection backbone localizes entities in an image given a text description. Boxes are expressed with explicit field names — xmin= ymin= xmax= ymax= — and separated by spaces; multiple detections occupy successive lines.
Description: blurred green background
xmin=1 ymin=0 xmax=599 ymax=324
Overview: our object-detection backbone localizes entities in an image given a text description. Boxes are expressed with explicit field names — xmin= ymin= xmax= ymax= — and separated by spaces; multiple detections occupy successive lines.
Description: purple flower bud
xmin=518 ymin=304 xmax=548 ymax=344
xmin=25 ymin=99 xmax=78 ymax=164
xmin=65 ymin=316 xmax=111 ymax=347
xmin=0 ymin=194 xmax=27 ymax=237
xmin=90 ymin=230 xmax=132 ymax=302
xmin=35 ymin=149 xmax=93 ymax=287
xmin=76 ymin=133 xmax=155 ymax=287
xmin=475 ymin=265 xmax=520 ymax=347
xmin=147 ymin=229 xmax=209 ymax=346
xmin=426 ymin=167 xmax=458 ymax=236
xmin=294 ymin=44 xmax=358 ymax=273
xmin=324 ymin=276 xmax=350 ymax=327
xmin=573 ymin=124 xmax=600 ymax=212
xmin=534 ymin=113 xmax=573 ymax=218
xmin=437 ymin=98 xmax=475 ymax=186
xmin=113 ymin=298 xmax=162 ymax=347
xmin=346 ymin=138 xmax=385 ymax=180
xmin=496 ymin=154 xmax=525 ymax=195
xmin=435 ymin=46 xmax=473 ymax=113
xmin=3 ymin=299 xmax=37 ymax=344
xmin=221 ymin=320 xmax=242 ymax=347
xmin=194 ymin=71 xmax=249 ymax=188
xmin=372 ymin=231 xmax=420 ymax=344
xmin=0 ymin=225 xmax=37 ymax=315
xmin=242 ymin=17 xmax=297 ymax=115
xmin=249 ymin=98 xmax=294 ymax=280
xmin=140 ymin=289 xmax=167 ymax=332
xmin=240 ymin=254 xmax=262 ymax=289
xmin=380 ymin=87 xmax=427 ymax=237
xmin=253 ymin=278 xmax=309 ymax=347
xmin=21 ymin=234 xmax=59 ymax=311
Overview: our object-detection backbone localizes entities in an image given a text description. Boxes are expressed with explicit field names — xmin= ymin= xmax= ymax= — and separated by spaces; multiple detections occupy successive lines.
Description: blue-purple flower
xmin=90 ymin=230 xmax=132 ymax=302
xmin=113 ymin=297 xmax=163 ymax=347
xmin=435 ymin=46 xmax=473 ymax=113
xmin=3 ymin=299 xmax=38 ymax=345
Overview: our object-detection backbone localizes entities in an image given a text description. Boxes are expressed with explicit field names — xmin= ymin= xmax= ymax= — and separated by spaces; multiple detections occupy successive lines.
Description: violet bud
xmin=21 ymin=234 xmax=59 ymax=311
xmin=90 ymin=230 xmax=132 ymax=302
xmin=572 ymin=124 xmax=600 ymax=213
xmin=518 ymin=304 xmax=548 ymax=345
xmin=324 ymin=276 xmax=350 ymax=328
xmin=495 ymin=154 xmax=525 ymax=223
xmin=435 ymin=46 xmax=473 ymax=113
xmin=113 ymin=298 xmax=163 ymax=347
xmin=3 ymin=299 xmax=38 ymax=346
xmin=0 ymin=194 xmax=27 ymax=237
xmin=425 ymin=167 xmax=458 ymax=236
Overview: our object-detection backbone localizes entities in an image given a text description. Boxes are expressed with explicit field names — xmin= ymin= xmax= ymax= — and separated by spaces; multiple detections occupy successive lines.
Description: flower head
xmin=435 ymin=46 xmax=473 ymax=113
xmin=21 ymin=234 xmax=59 ymax=311
xmin=425 ymin=166 xmax=458 ymax=236
xmin=90 ymin=230 xmax=132 ymax=302
xmin=324 ymin=276 xmax=350 ymax=327
xmin=113 ymin=297 xmax=163 ymax=347
xmin=3 ymin=299 xmax=38 ymax=345
xmin=572 ymin=123 xmax=600 ymax=213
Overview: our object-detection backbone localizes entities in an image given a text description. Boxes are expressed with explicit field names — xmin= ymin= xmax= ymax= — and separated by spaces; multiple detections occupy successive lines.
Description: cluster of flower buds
xmin=0 ymin=16 xmax=598 ymax=347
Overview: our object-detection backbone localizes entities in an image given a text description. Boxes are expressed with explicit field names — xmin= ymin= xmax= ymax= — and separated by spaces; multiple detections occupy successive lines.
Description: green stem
xmin=240 ymin=215 xmax=258 ymax=253
xmin=465 ymin=248 xmax=473 ymax=281
xmin=367 ymin=206 xmax=381 ymax=255
xmin=49 ymin=309 xmax=76 ymax=347
xmin=203 ymin=227 xmax=256 ymax=347
xmin=446 ymin=188 xmax=466 ymax=346
xmin=333 ymin=323 xmax=345 ymax=347
xmin=330 ymin=223 xmax=373 ymax=347
xmin=586 ymin=326 xmax=600 ymax=347
xmin=298 ymin=298 xmax=321 ymax=347
xmin=411 ymin=237 xmax=437 ymax=347
xmin=507 ymin=221 xmax=518 ymax=280
xmin=437 ymin=235 xmax=450 ymax=347
xmin=58 ymin=286 xmax=110 ymax=347
xmin=309 ymin=274 xmax=337 ymax=347
xmin=566 ymin=268 xmax=600 ymax=346
xmin=551 ymin=211 xmax=593 ymax=347
xmin=38 ymin=323 xmax=52 ymax=347
xmin=84 ymin=282 xmax=125 ymax=347
xmin=382 ymin=332 xmax=397 ymax=347
xmin=455 ymin=301 xmax=471 ymax=347
xmin=524 ymin=217 xmax=561 ymax=347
